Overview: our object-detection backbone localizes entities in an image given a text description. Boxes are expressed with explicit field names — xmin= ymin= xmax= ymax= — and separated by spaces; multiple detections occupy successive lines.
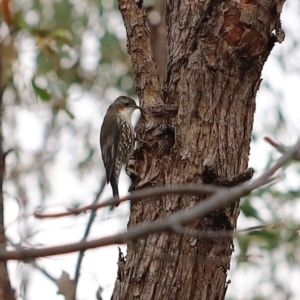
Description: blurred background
xmin=0 ymin=0 xmax=299 ymax=299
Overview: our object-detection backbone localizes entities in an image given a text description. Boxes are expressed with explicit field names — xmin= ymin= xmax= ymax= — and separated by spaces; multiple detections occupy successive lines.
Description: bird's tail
xmin=110 ymin=176 xmax=120 ymax=207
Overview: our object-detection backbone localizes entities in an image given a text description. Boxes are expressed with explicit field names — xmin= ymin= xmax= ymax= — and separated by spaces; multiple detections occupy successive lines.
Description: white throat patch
xmin=118 ymin=107 xmax=135 ymax=123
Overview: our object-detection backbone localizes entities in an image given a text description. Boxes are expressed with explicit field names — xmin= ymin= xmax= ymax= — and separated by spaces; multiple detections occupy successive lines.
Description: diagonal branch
xmin=264 ymin=136 xmax=300 ymax=161
xmin=74 ymin=177 xmax=106 ymax=287
xmin=32 ymin=136 xmax=300 ymax=217
xmin=0 ymin=139 xmax=299 ymax=261
xmin=172 ymin=220 xmax=287 ymax=239
xmin=34 ymin=184 xmax=222 ymax=218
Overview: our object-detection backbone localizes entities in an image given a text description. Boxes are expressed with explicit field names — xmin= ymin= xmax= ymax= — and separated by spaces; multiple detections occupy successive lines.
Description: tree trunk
xmin=113 ymin=1 xmax=285 ymax=299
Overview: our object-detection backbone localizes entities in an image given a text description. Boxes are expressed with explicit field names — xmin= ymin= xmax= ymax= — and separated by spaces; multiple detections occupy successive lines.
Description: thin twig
xmin=74 ymin=177 xmax=106 ymax=286
xmin=264 ymin=136 xmax=300 ymax=160
xmin=264 ymin=136 xmax=286 ymax=153
xmin=32 ymin=262 xmax=56 ymax=282
xmin=34 ymin=184 xmax=222 ymax=219
xmin=6 ymin=236 xmax=56 ymax=282
xmin=172 ymin=220 xmax=287 ymax=239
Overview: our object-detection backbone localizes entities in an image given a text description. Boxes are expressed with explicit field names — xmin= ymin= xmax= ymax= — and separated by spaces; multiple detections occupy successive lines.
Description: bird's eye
xmin=124 ymin=102 xmax=129 ymax=107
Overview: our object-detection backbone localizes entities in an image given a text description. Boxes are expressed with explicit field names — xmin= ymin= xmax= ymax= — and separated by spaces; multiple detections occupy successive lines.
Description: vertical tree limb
xmin=0 ymin=44 xmax=16 ymax=300
xmin=118 ymin=0 xmax=162 ymax=108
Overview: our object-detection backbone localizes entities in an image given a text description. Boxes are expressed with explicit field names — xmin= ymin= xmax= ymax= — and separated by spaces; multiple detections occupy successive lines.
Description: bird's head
xmin=111 ymin=96 xmax=140 ymax=119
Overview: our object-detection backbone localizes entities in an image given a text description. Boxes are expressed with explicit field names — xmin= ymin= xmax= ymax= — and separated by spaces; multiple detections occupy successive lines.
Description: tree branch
xmin=0 ymin=40 xmax=16 ymax=300
xmin=118 ymin=0 xmax=162 ymax=107
xmin=74 ymin=177 xmax=106 ymax=286
xmin=0 ymin=139 xmax=299 ymax=261
xmin=172 ymin=220 xmax=287 ymax=239
xmin=264 ymin=136 xmax=300 ymax=161
xmin=34 ymin=184 xmax=221 ymax=219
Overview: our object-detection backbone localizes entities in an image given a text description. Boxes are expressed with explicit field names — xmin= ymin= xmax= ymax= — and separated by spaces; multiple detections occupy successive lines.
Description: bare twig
xmin=172 ymin=220 xmax=287 ymax=239
xmin=32 ymin=262 xmax=56 ymax=282
xmin=34 ymin=184 xmax=222 ymax=219
xmin=264 ymin=136 xmax=286 ymax=153
xmin=0 ymin=139 xmax=298 ymax=261
xmin=32 ymin=169 xmax=272 ymax=220
xmin=6 ymin=236 xmax=57 ymax=282
xmin=74 ymin=177 xmax=106 ymax=286
xmin=264 ymin=136 xmax=300 ymax=160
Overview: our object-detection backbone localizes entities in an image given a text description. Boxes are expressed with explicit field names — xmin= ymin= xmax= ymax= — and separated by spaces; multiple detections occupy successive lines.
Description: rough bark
xmin=0 ymin=45 xmax=15 ymax=300
xmin=113 ymin=1 xmax=285 ymax=299
xmin=148 ymin=0 xmax=167 ymax=84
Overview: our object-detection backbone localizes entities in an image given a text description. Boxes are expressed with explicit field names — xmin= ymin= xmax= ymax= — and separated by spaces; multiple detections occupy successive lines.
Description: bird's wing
xmin=100 ymin=115 xmax=120 ymax=184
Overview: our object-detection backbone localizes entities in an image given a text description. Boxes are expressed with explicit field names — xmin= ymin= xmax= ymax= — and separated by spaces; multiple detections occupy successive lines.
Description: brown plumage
xmin=100 ymin=96 xmax=140 ymax=205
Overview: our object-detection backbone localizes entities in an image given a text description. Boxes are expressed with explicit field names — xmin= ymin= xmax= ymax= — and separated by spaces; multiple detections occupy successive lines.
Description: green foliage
xmin=241 ymin=198 xmax=263 ymax=221
xmin=31 ymin=77 xmax=51 ymax=101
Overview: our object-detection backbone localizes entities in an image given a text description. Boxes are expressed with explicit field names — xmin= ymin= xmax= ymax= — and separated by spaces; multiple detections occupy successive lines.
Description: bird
xmin=100 ymin=96 xmax=140 ymax=206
